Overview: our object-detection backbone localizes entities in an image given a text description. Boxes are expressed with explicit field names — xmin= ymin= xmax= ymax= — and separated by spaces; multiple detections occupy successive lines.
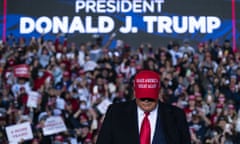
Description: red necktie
xmin=140 ymin=112 xmax=151 ymax=144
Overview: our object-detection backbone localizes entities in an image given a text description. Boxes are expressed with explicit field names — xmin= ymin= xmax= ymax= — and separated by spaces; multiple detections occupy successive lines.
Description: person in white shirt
xmin=169 ymin=41 xmax=183 ymax=66
xmin=179 ymin=39 xmax=195 ymax=55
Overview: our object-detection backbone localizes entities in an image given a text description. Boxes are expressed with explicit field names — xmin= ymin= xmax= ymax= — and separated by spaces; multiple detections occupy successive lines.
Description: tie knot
xmin=144 ymin=112 xmax=150 ymax=116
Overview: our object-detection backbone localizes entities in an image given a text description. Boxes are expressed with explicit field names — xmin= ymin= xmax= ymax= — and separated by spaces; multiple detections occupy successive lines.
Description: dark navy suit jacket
xmin=96 ymin=100 xmax=191 ymax=144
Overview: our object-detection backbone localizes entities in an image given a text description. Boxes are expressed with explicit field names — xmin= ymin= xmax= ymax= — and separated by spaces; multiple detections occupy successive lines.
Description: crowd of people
xmin=0 ymin=33 xmax=240 ymax=144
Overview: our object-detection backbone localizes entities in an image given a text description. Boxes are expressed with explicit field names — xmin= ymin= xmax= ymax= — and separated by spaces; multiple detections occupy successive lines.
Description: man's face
xmin=136 ymin=98 xmax=158 ymax=112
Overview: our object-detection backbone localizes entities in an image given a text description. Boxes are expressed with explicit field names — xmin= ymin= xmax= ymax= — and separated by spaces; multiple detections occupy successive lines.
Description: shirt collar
xmin=137 ymin=103 xmax=159 ymax=117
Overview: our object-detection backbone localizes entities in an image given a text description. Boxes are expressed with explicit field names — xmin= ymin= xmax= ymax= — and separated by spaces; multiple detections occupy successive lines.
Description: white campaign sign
xmin=27 ymin=91 xmax=40 ymax=108
xmin=96 ymin=98 xmax=112 ymax=114
xmin=43 ymin=116 xmax=67 ymax=136
xmin=6 ymin=122 xmax=33 ymax=143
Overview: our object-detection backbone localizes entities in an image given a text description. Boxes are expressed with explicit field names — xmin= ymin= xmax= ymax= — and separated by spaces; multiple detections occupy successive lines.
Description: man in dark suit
xmin=96 ymin=70 xmax=191 ymax=144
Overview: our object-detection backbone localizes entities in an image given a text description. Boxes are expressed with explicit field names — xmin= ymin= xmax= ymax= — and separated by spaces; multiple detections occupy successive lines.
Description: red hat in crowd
xmin=134 ymin=70 xmax=160 ymax=100
xmin=216 ymin=104 xmax=223 ymax=109
xmin=117 ymin=73 xmax=124 ymax=78
xmin=193 ymin=54 xmax=199 ymax=59
xmin=63 ymin=71 xmax=70 ymax=77
xmin=8 ymin=59 xmax=15 ymax=67
xmin=188 ymin=95 xmax=196 ymax=101
xmin=198 ymin=42 xmax=204 ymax=48
xmin=55 ymin=135 xmax=64 ymax=142
xmin=79 ymin=113 xmax=89 ymax=121
xmin=218 ymin=95 xmax=225 ymax=102
xmin=31 ymin=138 xmax=39 ymax=143
xmin=175 ymin=66 xmax=181 ymax=72
xmin=135 ymin=64 xmax=142 ymax=71
xmin=78 ymin=69 xmax=85 ymax=75
xmin=228 ymin=104 xmax=235 ymax=110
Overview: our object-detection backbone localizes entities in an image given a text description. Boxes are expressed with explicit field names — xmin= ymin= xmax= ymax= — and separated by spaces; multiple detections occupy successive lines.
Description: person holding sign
xmin=96 ymin=70 xmax=191 ymax=144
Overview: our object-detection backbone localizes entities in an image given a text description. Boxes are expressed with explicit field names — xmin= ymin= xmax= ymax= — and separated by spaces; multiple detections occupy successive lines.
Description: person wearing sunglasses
xmin=96 ymin=70 xmax=191 ymax=144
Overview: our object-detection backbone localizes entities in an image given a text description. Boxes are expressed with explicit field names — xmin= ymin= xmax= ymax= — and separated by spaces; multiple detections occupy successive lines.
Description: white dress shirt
xmin=137 ymin=105 xmax=158 ymax=144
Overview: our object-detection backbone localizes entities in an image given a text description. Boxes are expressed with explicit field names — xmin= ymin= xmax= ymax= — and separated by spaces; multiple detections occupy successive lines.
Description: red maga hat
xmin=134 ymin=70 xmax=160 ymax=100
xmin=63 ymin=71 xmax=70 ymax=77
xmin=188 ymin=95 xmax=196 ymax=101
xmin=228 ymin=104 xmax=235 ymax=110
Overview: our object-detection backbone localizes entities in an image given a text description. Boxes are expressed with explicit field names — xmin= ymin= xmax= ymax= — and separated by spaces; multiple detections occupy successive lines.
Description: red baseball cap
xmin=134 ymin=70 xmax=160 ymax=100
xmin=188 ymin=95 xmax=196 ymax=101
xmin=228 ymin=104 xmax=235 ymax=110
xmin=55 ymin=135 xmax=64 ymax=142
xmin=63 ymin=71 xmax=70 ymax=77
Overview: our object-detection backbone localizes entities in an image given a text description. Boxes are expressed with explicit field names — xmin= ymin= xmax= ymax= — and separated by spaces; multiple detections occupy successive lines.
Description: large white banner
xmin=5 ymin=0 xmax=238 ymax=49
xmin=42 ymin=116 xmax=67 ymax=136
xmin=6 ymin=122 xmax=33 ymax=144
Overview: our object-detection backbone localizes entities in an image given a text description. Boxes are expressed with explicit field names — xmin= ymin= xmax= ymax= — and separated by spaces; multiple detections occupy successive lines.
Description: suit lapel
xmin=159 ymin=102 xmax=177 ymax=144
xmin=128 ymin=100 xmax=140 ymax=144
xmin=152 ymin=103 xmax=167 ymax=144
